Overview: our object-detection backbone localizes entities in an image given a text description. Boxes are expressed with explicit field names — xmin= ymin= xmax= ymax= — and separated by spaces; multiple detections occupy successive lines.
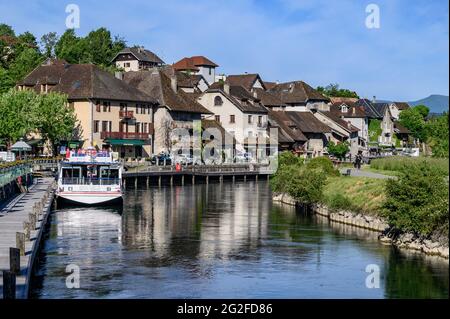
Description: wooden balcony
xmin=119 ymin=110 xmax=134 ymax=119
xmin=101 ymin=131 xmax=152 ymax=140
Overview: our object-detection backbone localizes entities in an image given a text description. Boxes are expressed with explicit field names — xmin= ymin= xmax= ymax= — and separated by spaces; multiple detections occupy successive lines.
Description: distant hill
xmin=409 ymin=95 xmax=449 ymax=114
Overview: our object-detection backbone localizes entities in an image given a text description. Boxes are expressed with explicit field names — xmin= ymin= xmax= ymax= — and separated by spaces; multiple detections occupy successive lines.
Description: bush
xmin=326 ymin=193 xmax=353 ymax=211
xmin=271 ymin=164 xmax=327 ymax=205
xmin=277 ymin=151 xmax=304 ymax=168
xmin=306 ymin=156 xmax=339 ymax=176
xmin=382 ymin=161 xmax=449 ymax=236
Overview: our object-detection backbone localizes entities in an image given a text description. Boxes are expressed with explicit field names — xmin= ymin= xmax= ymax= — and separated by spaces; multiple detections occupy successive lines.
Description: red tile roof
xmin=173 ymin=56 xmax=218 ymax=71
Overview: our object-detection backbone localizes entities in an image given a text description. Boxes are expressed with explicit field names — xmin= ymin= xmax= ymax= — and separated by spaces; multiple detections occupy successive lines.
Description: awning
xmin=106 ymin=139 xmax=145 ymax=146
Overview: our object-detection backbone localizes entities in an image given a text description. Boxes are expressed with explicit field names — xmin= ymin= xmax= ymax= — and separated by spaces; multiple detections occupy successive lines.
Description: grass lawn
xmin=322 ymin=176 xmax=387 ymax=215
xmin=370 ymin=156 xmax=449 ymax=176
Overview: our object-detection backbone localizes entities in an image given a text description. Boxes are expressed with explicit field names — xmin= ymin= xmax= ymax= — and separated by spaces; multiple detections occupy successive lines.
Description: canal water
xmin=30 ymin=181 xmax=449 ymax=299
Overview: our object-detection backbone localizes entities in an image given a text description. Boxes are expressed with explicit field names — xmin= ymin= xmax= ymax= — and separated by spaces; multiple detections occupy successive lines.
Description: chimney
xmin=223 ymin=82 xmax=230 ymax=95
xmin=115 ymin=72 xmax=123 ymax=80
xmin=372 ymin=95 xmax=376 ymax=103
xmin=170 ymin=75 xmax=177 ymax=93
xmin=253 ymin=90 xmax=258 ymax=98
xmin=352 ymin=107 xmax=356 ymax=115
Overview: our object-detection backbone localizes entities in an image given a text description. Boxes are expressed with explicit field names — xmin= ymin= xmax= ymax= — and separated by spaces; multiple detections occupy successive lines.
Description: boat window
xmin=62 ymin=167 xmax=81 ymax=178
xmin=99 ymin=167 xmax=119 ymax=179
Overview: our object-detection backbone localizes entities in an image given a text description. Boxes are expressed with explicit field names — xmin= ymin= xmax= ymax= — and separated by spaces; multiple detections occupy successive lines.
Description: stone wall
xmin=272 ymin=192 xmax=449 ymax=259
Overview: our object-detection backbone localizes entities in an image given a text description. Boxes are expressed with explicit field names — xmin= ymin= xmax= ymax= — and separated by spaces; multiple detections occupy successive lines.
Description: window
xmin=258 ymin=116 xmax=262 ymax=126
xmin=230 ymin=115 xmax=235 ymax=123
xmin=136 ymin=122 xmax=140 ymax=133
xmin=120 ymin=103 xmax=127 ymax=111
xmin=94 ymin=121 xmax=99 ymax=133
xmin=214 ymin=96 xmax=223 ymax=106
xmin=215 ymin=115 xmax=221 ymax=123
xmin=141 ymin=105 xmax=146 ymax=114
xmin=102 ymin=121 xmax=108 ymax=132
xmin=209 ymin=67 xmax=212 ymax=75
xmin=341 ymin=105 xmax=348 ymax=113
xmin=103 ymin=101 xmax=110 ymax=112
xmin=136 ymin=104 xmax=139 ymax=114
xmin=109 ymin=121 xmax=112 ymax=132
xmin=248 ymin=115 xmax=252 ymax=124
xmin=143 ymin=123 xmax=148 ymax=133
xmin=96 ymin=102 xmax=101 ymax=112
xmin=124 ymin=62 xmax=130 ymax=68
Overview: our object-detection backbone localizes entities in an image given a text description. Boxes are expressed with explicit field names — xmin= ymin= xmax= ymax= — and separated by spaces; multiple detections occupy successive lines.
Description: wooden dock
xmin=0 ymin=177 xmax=55 ymax=299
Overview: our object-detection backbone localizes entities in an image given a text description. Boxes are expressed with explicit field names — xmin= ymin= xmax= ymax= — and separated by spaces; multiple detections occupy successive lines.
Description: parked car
xmin=151 ymin=153 xmax=172 ymax=165
xmin=175 ymin=154 xmax=194 ymax=165
xmin=234 ymin=152 xmax=252 ymax=163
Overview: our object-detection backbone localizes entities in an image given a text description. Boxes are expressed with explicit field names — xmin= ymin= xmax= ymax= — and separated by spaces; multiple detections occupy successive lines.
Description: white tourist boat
xmin=56 ymin=150 xmax=123 ymax=205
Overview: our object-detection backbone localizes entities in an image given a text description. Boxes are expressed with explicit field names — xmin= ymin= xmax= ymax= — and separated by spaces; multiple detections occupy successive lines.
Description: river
xmin=30 ymin=181 xmax=449 ymax=298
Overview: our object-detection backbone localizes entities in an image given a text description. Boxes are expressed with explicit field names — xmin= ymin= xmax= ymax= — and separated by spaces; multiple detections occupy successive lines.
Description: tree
xmin=55 ymin=29 xmax=82 ymax=63
xmin=0 ymin=24 xmax=15 ymax=37
xmin=317 ymin=83 xmax=359 ymax=98
xmin=41 ymin=32 xmax=58 ymax=58
xmin=33 ymin=92 xmax=77 ymax=155
xmin=326 ymin=141 xmax=350 ymax=160
xmin=0 ymin=89 xmax=37 ymax=147
xmin=399 ymin=107 xmax=427 ymax=141
xmin=426 ymin=113 xmax=449 ymax=158
xmin=414 ymin=104 xmax=430 ymax=119
xmin=6 ymin=47 xmax=43 ymax=91
xmin=383 ymin=161 xmax=449 ymax=236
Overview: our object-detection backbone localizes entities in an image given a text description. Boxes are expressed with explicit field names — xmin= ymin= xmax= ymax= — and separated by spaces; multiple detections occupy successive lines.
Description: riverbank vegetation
xmin=271 ymin=152 xmax=449 ymax=238
xmin=370 ymin=156 xmax=449 ymax=176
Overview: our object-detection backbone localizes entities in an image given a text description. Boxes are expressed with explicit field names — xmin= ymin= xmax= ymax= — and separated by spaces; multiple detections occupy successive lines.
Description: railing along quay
xmin=0 ymin=177 xmax=56 ymax=299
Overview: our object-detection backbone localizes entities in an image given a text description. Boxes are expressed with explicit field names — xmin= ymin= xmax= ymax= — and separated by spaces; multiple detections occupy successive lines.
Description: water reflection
xmin=31 ymin=182 xmax=448 ymax=299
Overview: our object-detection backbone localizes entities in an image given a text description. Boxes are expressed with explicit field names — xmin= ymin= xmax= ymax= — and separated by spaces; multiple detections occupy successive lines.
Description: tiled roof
xmin=329 ymin=97 xmax=359 ymax=104
xmin=392 ymin=102 xmax=410 ymax=110
xmin=254 ymin=88 xmax=286 ymax=107
xmin=123 ymin=69 xmax=212 ymax=114
xmin=394 ymin=121 xmax=410 ymax=134
xmin=267 ymin=110 xmax=307 ymax=142
xmin=330 ymin=102 xmax=367 ymax=118
xmin=18 ymin=61 xmax=156 ymax=103
xmin=226 ymin=74 xmax=265 ymax=91
xmin=319 ymin=111 xmax=360 ymax=133
xmin=112 ymin=47 xmax=165 ymax=64
xmin=207 ymin=82 xmax=267 ymax=114
xmin=263 ymin=81 xmax=277 ymax=90
xmin=269 ymin=81 xmax=330 ymax=104
xmin=285 ymin=111 xmax=331 ymax=133
xmin=356 ymin=99 xmax=382 ymax=118
xmin=173 ymin=56 xmax=218 ymax=71
xmin=160 ymin=65 xmax=205 ymax=89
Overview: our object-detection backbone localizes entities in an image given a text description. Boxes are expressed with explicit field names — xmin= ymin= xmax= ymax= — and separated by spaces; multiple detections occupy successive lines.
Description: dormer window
xmin=214 ymin=96 xmax=223 ymax=106
xmin=341 ymin=104 xmax=348 ymax=113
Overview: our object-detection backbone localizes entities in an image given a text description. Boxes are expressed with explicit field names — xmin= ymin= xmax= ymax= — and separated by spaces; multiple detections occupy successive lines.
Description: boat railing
xmin=60 ymin=177 xmax=120 ymax=186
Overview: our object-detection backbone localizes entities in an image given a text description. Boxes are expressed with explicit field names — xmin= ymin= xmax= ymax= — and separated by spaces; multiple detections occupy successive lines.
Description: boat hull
xmin=56 ymin=191 xmax=123 ymax=206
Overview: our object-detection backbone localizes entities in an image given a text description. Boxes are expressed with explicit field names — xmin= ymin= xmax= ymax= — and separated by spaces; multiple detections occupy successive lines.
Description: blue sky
xmin=0 ymin=0 xmax=448 ymax=101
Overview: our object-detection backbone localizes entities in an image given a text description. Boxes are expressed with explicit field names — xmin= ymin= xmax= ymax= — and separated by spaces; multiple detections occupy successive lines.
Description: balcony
xmin=119 ymin=110 xmax=134 ymax=119
xmin=101 ymin=131 xmax=152 ymax=140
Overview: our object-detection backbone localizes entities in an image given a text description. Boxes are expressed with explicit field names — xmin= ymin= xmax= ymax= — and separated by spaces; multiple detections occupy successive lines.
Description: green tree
xmin=426 ymin=113 xmax=449 ymax=158
xmin=326 ymin=141 xmax=350 ymax=160
xmin=0 ymin=24 xmax=15 ymax=37
xmin=0 ymin=89 xmax=37 ymax=146
xmin=414 ymin=104 xmax=430 ymax=119
xmin=55 ymin=29 xmax=83 ymax=63
xmin=382 ymin=161 xmax=449 ymax=236
xmin=399 ymin=107 xmax=426 ymax=141
xmin=33 ymin=92 xmax=77 ymax=155
xmin=317 ymin=83 xmax=359 ymax=98
xmin=41 ymin=32 xmax=58 ymax=58
xmin=6 ymin=47 xmax=43 ymax=91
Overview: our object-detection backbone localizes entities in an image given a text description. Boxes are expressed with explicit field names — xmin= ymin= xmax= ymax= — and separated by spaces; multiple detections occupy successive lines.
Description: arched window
xmin=214 ymin=96 xmax=223 ymax=106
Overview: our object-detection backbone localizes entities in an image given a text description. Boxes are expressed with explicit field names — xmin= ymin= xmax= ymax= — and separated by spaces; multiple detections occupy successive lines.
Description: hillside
xmin=409 ymin=95 xmax=449 ymax=114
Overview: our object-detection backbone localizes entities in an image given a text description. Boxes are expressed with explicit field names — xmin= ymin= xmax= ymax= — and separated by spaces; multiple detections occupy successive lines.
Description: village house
xmin=388 ymin=101 xmax=410 ymax=120
xmin=112 ymin=47 xmax=165 ymax=72
xmin=225 ymin=73 xmax=267 ymax=91
xmin=173 ymin=56 xmax=218 ymax=85
xmin=17 ymin=59 xmax=157 ymax=158
xmin=161 ymin=66 xmax=209 ymax=93
xmin=267 ymin=80 xmax=331 ymax=112
xmin=197 ymin=82 xmax=268 ymax=156
xmin=283 ymin=112 xmax=331 ymax=158
xmin=123 ymin=68 xmax=212 ymax=154
xmin=329 ymin=101 xmax=369 ymax=149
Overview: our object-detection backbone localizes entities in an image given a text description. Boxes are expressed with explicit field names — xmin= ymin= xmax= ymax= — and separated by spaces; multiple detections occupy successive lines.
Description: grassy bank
xmin=370 ymin=156 xmax=449 ymax=176
xmin=322 ymin=176 xmax=386 ymax=215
